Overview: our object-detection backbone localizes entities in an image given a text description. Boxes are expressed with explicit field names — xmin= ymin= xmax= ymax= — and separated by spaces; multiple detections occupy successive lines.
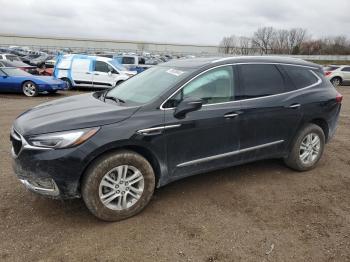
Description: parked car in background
xmin=45 ymin=56 xmax=57 ymax=68
xmin=21 ymin=53 xmax=41 ymax=64
xmin=29 ymin=52 xmax=49 ymax=68
xmin=0 ymin=67 xmax=66 ymax=96
xmin=0 ymin=59 xmax=36 ymax=73
xmin=114 ymin=55 xmax=151 ymax=73
xmin=54 ymin=54 xmax=136 ymax=89
xmin=11 ymin=57 xmax=342 ymax=221
xmin=324 ymin=65 xmax=350 ymax=86
xmin=0 ymin=53 xmax=23 ymax=62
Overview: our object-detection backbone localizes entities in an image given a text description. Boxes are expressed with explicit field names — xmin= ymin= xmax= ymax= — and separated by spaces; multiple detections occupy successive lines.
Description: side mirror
xmin=174 ymin=97 xmax=203 ymax=119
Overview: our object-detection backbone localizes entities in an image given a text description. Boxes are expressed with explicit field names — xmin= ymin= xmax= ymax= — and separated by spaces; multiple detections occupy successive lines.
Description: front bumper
xmin=11 ymin=128 xmax=86 ymax=199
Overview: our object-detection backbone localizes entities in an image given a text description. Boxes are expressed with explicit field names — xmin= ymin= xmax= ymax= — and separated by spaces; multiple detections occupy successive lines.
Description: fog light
xmin=20 ymin=178 xmax=59 ymax=196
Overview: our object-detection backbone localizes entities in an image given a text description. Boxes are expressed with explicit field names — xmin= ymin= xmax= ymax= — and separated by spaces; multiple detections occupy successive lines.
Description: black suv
xmin=11 ymin=56 xmax=342 ymax=221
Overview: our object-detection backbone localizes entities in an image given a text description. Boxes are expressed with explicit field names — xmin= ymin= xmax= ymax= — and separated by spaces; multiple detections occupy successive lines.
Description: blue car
xmin=0 ymin=67 xmax=66 ymax=97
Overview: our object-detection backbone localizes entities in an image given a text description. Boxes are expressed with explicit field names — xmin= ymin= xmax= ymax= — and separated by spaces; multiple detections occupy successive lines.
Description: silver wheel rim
xmin=99 ymin=165 xmax=144 ymax=210
xmin=332 ymin=78 xmax=340 ymax=87
xmin=299 ymin=133 xmax=321 ymax=165
xmin=23 ymin=82 xmax=36 ymax=96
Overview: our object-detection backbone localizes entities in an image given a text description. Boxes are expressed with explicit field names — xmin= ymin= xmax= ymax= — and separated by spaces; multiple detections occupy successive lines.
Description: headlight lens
xmin=28 ymin=127 xmax=100 ymax=149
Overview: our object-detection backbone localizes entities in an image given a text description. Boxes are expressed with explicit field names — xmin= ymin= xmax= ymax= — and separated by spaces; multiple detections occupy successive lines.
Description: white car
xmin=324 ymin=65 xmax=350 ymax=87
xmin=54 ymin=55 xmax=137 ymax=89
xmin=0 ymin=53 xmax=23 ymax=62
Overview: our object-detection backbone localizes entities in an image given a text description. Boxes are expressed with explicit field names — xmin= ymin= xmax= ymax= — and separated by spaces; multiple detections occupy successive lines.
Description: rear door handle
xmin=289 ymin=103 xmax=301 ymax=109
xmin=86 ymin=72 xmax=91 ymax=74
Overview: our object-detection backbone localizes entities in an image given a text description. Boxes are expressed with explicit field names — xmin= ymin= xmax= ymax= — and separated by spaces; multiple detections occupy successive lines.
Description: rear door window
xmin=238 ymin=64 xmax=285 ymax=99
xmin=282 ymin=65 xmax=319 ymax=89
xmin=341 ymin=67 xmax=350 ymax=72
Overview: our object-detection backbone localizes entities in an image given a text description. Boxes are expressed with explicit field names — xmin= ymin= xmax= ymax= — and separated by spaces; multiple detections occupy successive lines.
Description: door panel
xmin=93 ymin=61 xmax=115 ymax=87
xmin=71 ymin=58 xmax=93 ymax=85
xmin=163 ymin=65 xmax=241 ymax=178
xmin=237 ymin=64 xmax=302 ymax=157
xmin=164 ymin=103 xmax=241 ymax=178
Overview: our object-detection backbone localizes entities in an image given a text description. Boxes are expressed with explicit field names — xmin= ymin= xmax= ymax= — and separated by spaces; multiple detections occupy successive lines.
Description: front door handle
xmin=86 ymin=72 xmax=91 ymax=74
xmin=224 ymin=112 xmax=239 ymax=118
xmin=289 ymin=103 xmax=301 ymax=109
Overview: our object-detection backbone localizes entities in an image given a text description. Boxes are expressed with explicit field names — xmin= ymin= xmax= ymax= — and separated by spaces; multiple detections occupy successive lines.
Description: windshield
xmin=2 ymin=68 xmax=32 ymax=76
xmin=109 ymin=59 xmax=127 ymax=71
xmin=106 ymin=66 xmax=194 ymax=105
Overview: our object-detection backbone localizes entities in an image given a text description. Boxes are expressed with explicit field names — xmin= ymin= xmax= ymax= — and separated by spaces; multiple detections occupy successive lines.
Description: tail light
xmin=336 ymin=92 xmax=343 ymax=103
xmin=324 ymin=71 xmax=332 ymax=76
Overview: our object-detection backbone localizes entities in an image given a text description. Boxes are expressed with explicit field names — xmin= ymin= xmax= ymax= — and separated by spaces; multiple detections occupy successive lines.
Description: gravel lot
xmin=0 ymin=87 xmax=349 ymax=262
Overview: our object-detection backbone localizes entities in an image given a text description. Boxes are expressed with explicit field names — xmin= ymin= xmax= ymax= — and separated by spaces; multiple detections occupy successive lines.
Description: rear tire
xmin=331 ymin=77 xmax=342 ymax=87
xmin=284 ymin=124 xmax=325 ymax=171
xmin=22 ymin=81 xmax=38 ymax=97
xmin=82 ymin=150 xmax=155 ymax=221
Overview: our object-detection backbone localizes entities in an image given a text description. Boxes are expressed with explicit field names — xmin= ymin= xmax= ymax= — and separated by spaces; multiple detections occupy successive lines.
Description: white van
xmin=53 ymin=54 xmax=136 ymax=89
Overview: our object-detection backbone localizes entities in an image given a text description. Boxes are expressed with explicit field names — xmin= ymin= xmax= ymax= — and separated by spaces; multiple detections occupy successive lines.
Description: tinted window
xmin=164 ymin=66 xmax=234 ymax=108
xmin=95 ymin=61 xmax=110 ymax=73
xmin=341 ymin=67 xmax=350 ymax=72
xmin=238 ymin=64 xmax=285 ymax=99
xmin=122 ymin=57 xmax=135 ymax=64
xmin=283 ymin=65 xmax=318 ymax=89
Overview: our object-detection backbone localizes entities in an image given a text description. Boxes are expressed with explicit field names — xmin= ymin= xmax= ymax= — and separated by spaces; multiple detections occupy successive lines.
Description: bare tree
xmin=252 ymin=27 xmax=275 ymax=54
xmin=238 ymin=36 xmax=252 ymax=55
xmin=287 ymin=28 xmax=307 ymax=54
xmin=272 ymin=29 xmax=289 ymax=54
xmin=219 ymin=35 xmax=237 ymax=54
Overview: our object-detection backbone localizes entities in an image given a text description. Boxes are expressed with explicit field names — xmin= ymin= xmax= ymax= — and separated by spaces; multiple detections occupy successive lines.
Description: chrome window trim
xmin=137 ymin=124 xmax=181 ymax=135
xmin=177 ymin=140 xmax=284 ymax=168
xmin=159 ymin=62 xmax=322 ymax=111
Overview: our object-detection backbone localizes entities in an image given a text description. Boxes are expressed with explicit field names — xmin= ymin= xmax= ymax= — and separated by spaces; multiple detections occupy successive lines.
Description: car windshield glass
xmin=106 ymin=66 xmax=194 ymax=105
xmin=109 ymin=59 xmax=128 ymax=71
xmin=324 ymin=66 xmax=339 ymax=71
xmin=2 ymin=68 xmax=31 ymax=76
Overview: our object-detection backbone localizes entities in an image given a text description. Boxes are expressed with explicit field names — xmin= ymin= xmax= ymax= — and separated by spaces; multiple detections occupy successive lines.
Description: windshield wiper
xmin=103 ymin=95 xmax=125 ymax=104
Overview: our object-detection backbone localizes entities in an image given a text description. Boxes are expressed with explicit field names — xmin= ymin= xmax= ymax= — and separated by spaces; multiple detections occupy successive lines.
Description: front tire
xmin=82 ymin=150 xmax=155 ymax=221
xmin=22 ymin=81 xmax=38 ymax=97
xmin=284 ymin=124 xmax=325 ymax=171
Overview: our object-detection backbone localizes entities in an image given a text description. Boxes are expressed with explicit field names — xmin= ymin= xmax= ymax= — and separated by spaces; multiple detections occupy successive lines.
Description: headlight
xmin=27 ymin=127 xmax=100 ymax=149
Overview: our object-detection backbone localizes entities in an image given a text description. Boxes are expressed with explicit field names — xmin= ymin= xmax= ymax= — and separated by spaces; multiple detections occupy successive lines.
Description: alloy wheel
xmin=23 ymin=82 xmax=37 ymax=96
xmin=98 ymin=165 xmax=144 ymax=210
xmin=299 ymin=133 xmax=321 ymax=165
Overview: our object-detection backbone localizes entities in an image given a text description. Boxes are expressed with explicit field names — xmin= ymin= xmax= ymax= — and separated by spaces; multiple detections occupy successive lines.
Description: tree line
xmin=219 ymin=27 xmax=350 ymax=55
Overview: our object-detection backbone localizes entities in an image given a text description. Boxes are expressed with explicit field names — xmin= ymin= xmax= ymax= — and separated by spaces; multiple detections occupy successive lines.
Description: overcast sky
xmin=0 ymin=0 xmax=349 ymax=45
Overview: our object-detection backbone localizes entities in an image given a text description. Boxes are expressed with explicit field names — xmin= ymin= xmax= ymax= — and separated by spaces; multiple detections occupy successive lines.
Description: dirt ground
xmin=0 ymin=87 xmax=349 ymax=262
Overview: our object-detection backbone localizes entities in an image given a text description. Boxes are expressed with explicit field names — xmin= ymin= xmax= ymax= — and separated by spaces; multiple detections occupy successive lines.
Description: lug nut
xmin=116 ymin=190 xmax=120 ymax=193
xmin=122 ymin=191 xmax=125 ymax=194
xmin=126 ymin=187 xmax=129 ymax=190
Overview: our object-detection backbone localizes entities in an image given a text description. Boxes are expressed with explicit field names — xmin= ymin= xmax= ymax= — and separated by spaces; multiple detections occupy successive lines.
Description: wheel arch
xmin=78 ymin=144 xmax=162 ymax=193
xmin=310 ymin=118 xmax=329 ymax=142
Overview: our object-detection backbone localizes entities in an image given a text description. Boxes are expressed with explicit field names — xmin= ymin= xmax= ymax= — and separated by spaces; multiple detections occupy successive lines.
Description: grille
xmin=10 ymin=128 xmax=22 ymax=156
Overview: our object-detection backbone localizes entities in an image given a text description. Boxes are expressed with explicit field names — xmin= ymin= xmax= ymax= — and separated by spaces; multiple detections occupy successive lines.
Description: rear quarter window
xmin=282 ymin=66 xmax=319 ymax=90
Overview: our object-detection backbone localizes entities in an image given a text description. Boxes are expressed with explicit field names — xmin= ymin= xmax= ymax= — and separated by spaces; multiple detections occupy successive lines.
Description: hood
xmin=14 ymin=93 xmax=140 ymax=136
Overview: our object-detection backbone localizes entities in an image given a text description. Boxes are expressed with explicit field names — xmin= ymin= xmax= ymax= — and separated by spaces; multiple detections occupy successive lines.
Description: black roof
xmin=161 ymin=56 xmax=322 ymax=69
